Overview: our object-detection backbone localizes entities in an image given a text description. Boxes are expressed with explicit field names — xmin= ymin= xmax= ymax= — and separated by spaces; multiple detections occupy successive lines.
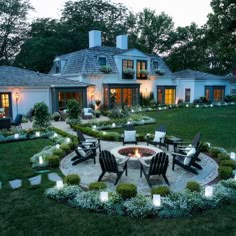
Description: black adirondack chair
xmin=11 ymin=114 xmax=23 ymax=128
xmin=77 ymin=129 xmax=101 ymax=152
xmin=121 ymin=124 xmax=138 ymax=145
xmin=71 ymin=145 xmax=98 ymax=165
xmin=98 ymin=150 xmax=129 ymax=185
xmin=172 ymin=143 xmax=202 ymax=175
xmin=146 ymin=124 xmax=167 ymax=148
xmin=139 ymin=152 xmax=169 ymax=187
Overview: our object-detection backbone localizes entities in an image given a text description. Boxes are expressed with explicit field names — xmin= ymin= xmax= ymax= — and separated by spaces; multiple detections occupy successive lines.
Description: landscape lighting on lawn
xmin=100 ymin=191 xmax=109 ymax=202
xmin=153 ymin=194 xmax=161 ymax=207
xmin=56 ymin=144 xmax=60 ymax=149
xmin=66 ymin=138 xmax=71 ymax=143
xmin=112 ymin=123 xmax=116 ymax=128
xmin=56 ymin=180 xmax=64 ymax=189
xmin=39 ymin=156 xmax=43 ymax=165
xmin=53 ymin=133 xmax=58 ymax=138
xmin=205 ymin=186 xmax=213 ymax=197
xmin=230 ymin=152 xmax=236 ymax=160
xmin=14 ymin=133 xmax=19 ymax=139
xmin=35 ymin=131 xmax=40 ymax=137
xmin=92 ymin=125 xmax=96 ymax=129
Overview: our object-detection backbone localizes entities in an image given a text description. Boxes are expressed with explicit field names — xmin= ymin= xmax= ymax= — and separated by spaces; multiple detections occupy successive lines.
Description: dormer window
xmin=153 ymin=61 xmax=158 ymax=70
xmin=55 ymin=61 xmax=60 ymax=74
xmin=98 ymin=56 xmax=107 ymax=66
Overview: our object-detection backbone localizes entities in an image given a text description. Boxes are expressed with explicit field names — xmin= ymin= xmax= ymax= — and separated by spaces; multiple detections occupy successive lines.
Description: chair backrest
xmin=99 ymin=150 xmax=118 ymax=173
xmin=149 ymin=152 xmax=169 ymax=176
xmin=156 ymin=125 xmax=167 ymax=133
xmin=124 ymin=124 xmax=135 ymax=131
xmin=14 ymin=114 xmax=23 ymax=125
xmin=189 ymin=143 xmax=202 ymax=166
xmin=77 ymin=130 xmax=86 ymax=142
xmin=191 ymin=132 xmax=201 ymax=148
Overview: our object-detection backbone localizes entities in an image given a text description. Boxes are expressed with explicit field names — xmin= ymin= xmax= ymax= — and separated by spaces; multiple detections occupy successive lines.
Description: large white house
xmin=0 ymin=30 xmax=235 ymax=118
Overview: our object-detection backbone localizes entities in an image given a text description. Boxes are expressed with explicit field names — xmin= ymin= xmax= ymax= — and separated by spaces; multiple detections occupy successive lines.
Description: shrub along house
xmin=0 ymin=66 xmax=90 ymax=118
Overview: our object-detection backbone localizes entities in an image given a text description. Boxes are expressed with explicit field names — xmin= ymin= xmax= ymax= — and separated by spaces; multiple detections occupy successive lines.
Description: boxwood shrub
xmin=218 ymin=166 xmax=233 ymax=179
xmin=217 ymin=152 xmax=230 ymax=163
xmin=116 ymin=183 xmax=137 ymax=200
xmin=220 ymin=160 xmax=236 ymax=169
xmin=88 ymin=182 xmax=107 ymax=191
xmin=64 ymin=174 xmax=81 ymax=185
xmin=47 ymin=155 xmax=60 ymax=167
xmin=185 ymin=181 xmax=201 ymax=192
xmin=53 ymin=148 xmax=66 ymax=158
xmin=151 ymin=186 xmax=171 ymax=196
xmin=60 ymin=143 xmax=71 ymax=154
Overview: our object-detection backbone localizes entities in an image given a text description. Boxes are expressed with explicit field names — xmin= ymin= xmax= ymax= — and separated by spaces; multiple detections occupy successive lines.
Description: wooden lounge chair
xmin=172 ymin=143 xmax=202 ymax=175
xmin=139 ymin=152 xmax=169 ymax=187
xmin=71 ymin=145 xmax=98 ymax=165
xmin=77 ymin=130 xmax=101 ymax=152
xmin=98 ymin=150 xmax=129 ymax=185
xmin=146 ymin=124 xmax=167 ymax=149
xmin=121 ymin=124 xmax=138 ymax=145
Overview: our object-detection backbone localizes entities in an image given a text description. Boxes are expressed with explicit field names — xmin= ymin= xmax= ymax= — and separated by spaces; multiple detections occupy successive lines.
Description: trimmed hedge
xmin=116 ymin=183 xmax=137 ymax=200
xmin=220 ymin=160 xmax=236 ymax=169
xmin=185 ymin=181 xmax=201 ymax=192
xmin=53 ymin=148 xmax=66 ymax=158
xmin=151 ymin=186 xmax=171 ymax=196
xmin=88 ymin=182 xmax=107 ymax=191
xmin=64 ymin=174 xmax=81 ymax=185
xmin=60 ymin=143 xmax=71 ymax=154
xmin=218 ymin=166 xmax=233 ymax=179
xmin=47 ymin=155 xmax=60 ymax=167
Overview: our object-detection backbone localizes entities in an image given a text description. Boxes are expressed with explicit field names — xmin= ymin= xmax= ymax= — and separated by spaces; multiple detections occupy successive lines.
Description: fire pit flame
xmin=134 ymin=149 xmax=141 ymax=158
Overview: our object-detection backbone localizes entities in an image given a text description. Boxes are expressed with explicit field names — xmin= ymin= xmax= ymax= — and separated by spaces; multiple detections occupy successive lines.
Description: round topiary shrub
xmin=218 ymin=166 xmax=233 ymax=180
xmin=53 ymin=148 xmax=66 ymax=158
xmin=209 ymin=147 xmax=221 ymax=158
xmin=88 ymin=182 xmax=107 ymax=191
xmin=64 ymin=174 xmax=81 ymax=185
xmin=60 ymin=143 xmax=71 ymax=154
xmin=151 ymin=186 xmax=171 ymax=197
xmin=185 ymin=181 xmax=201 ymax=192
xmin=47 ymin=155 xmax=60 ymax=167
xmin=217 ymin=152 xmax=230 ymax=162
xmin=116 ymin=183 xmax=137 ymax=200
xmin=220 ymin=160 xmax=236 ymax=169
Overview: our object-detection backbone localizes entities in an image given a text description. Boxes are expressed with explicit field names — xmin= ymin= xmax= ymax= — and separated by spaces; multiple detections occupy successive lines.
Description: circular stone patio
xmin=60 ymin=141 xmax=218 ymax=195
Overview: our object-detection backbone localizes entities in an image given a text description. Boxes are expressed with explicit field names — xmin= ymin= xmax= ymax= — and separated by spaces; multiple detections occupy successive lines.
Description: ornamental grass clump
xmin=64 ymin=174 xmax=81 ymax=185
xmin=116 ymin=183 xmax=137 ymax=200
xmin=89 ymin=182 xmax=107 ymax=191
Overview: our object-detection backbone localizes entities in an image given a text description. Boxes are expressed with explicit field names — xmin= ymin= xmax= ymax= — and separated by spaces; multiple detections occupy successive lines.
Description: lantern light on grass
xmin=56 ymin=144 xmax=60 ymax=149
xmin=14 ymin=133 xmax=19 ymax=139
xmin=39 ymin=156 xmax=43 ymax=165
xmin=230 ymin=152 xmax=236 ymax=160
xmin=205 ymin=186 xmax=213 ymax=198
xmin=56 ymin=180 xmax=64 ymax=189
xmin=92 ymin=125 xmax=97 ymax=130
xmin=53 ymin=133 xmax=58 ymax=138
xmin=35 ymin=131 xmax=40 ymax=137
xmin=153 ymin=194 xmax=161 ymax=207
xmin=112 ymin=123 xmax=116 ymax=128
xmin=66 ymin=137 xmax=71 ymax=143
xmin=100 ymin=191 xmax=109 ymax=202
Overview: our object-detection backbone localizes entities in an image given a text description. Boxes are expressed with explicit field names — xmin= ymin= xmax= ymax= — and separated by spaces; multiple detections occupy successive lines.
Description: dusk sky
xmin=29 ymin=0 xmax=212 ymax=27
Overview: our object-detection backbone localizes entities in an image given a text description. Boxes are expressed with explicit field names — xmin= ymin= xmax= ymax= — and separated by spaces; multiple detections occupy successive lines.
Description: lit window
xmin=185 ymin=88 xmax=191 ymax=102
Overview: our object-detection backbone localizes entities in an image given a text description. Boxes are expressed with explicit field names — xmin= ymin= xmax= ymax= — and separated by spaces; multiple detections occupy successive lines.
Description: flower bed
xmin=45 ymin=179 xmax=236 ymax=219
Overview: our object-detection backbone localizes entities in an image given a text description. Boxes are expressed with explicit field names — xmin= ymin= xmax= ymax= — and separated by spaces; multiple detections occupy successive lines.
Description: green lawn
xmin=1 ymin=138 xmax=236 ymax=234
xmin=115 ymin=106 xmax=236 ymax=152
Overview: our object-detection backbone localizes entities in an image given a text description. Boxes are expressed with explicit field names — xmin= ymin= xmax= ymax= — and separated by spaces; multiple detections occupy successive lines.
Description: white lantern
xmin=35 ymin=131 xmax=40 ymax=137
xmin=56 ymin=144 xmax=60 ymax=149
xmin=92 ymin=125 xmax=97 ymax=129
xmin=103 ymin=132 xmax=106 ymax=135
xmin=66 ymin=137 xmax=71 ymax=143
xmin=186 ymin=104 xmax=189 ymax=108
xmin=230 ymin=152 xmax=236 ymax=160
xmin=153 ymin=194 xmax=161 ymax=207
xmin=112 ymin=123 xmax=116 ymax=128
xmin=14 ymin=133 xmax=19 ymax=139
xmin=53 ymin=133 xmax=58 ymax=138
xmin=205 ymin=186 xmax=213 ymax=197
xmin=206 ymin=142 xmax=211 ymax=148
xmin=39 ymin=156 xmax=43 ymax=165
xmin=131 ymin=109 xmax=134 ymax=113
xmin=100 ymin=191 xmax=109 ymax=202
xmin=56 ymin=180 xmax=64 ymax=189
xmin=210 ymin=104 xmax=213 ymax=107
xmin=127 ymin=121 xmax=131 ymax=125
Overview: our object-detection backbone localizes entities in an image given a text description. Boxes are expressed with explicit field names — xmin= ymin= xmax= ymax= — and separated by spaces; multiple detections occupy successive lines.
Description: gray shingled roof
xmin=50 ymin=46 xmax=172 ymax=76
xmin=0 ymin=66 xmax=90 ymax=87
xmin=174 ymin=69 xmax=227 ymax=80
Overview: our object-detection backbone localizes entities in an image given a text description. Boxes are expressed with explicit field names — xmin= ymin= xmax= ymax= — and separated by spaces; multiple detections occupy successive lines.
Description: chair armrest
xmin=139 ymin=158 xmax=150 ymax=167
xmin=171 ymin=152 xmax=187 ymax=157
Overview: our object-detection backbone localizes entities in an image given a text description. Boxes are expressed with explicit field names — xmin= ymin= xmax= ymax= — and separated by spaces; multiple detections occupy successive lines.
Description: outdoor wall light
xmin=205 ymin=186 xmax=213 ymax=198
xmin=153 ymin=194 xmax=161 ymax=207
xmin=15 ymin=92 xmax=20 ymax=102
xmin=100 ymin=191 xmax=109 ymax=202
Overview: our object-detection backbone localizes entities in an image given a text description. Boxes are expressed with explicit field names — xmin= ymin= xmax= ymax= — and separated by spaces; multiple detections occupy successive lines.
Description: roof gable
xmin=116 ymin=48 xmax=148 ymax=58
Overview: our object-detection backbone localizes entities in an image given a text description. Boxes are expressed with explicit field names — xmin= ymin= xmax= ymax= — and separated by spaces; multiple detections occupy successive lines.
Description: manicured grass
xmin=1 ymin=140 xmax=236 ymax=235
xmin=115 ymin=106 xmax=236 ymax=152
